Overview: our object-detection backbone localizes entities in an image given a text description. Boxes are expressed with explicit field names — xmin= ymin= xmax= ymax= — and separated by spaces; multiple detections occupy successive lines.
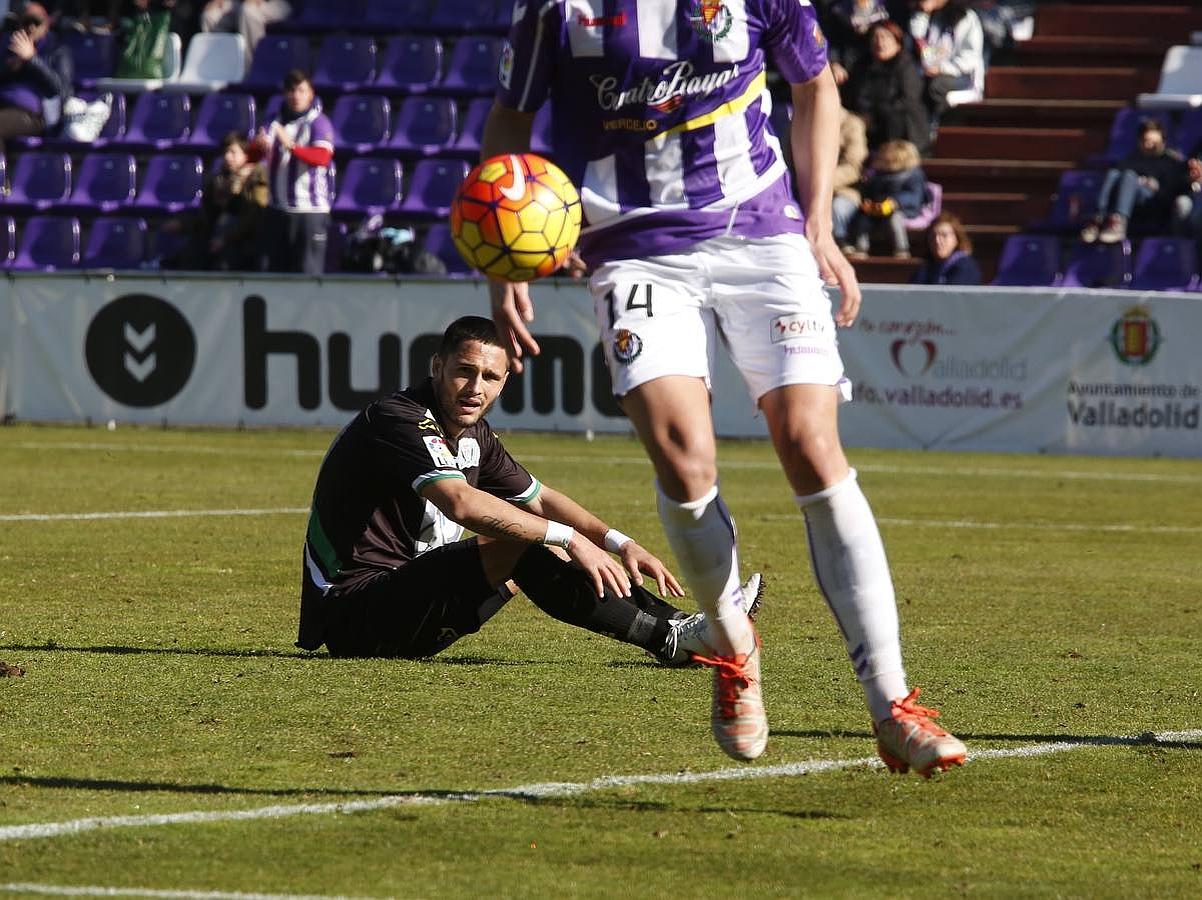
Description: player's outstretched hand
xmin=807 ymin=226 xmax=862 ymax=328
xmin=489 ymin=279 xmax=540 ymax=373
xmin=618 ymin=541 xmax=684 ymax=598
xmin=566 ymin=533 xmax=631 ymax=598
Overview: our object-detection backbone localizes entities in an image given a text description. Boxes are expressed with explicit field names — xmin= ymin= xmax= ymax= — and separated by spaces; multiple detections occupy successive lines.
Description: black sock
xmin=511 ymin=545 xmax=672 ymax=651
xmin=628 ymin=582 xmax=688 ymax=620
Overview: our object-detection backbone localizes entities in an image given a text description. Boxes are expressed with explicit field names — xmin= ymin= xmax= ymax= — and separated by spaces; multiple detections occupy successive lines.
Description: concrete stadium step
xmin=947 ymin=99 xmax=1125 ymax=130
xmin=1033 ymin=3 xmax=1202 ymax=41
xmin=1007 ymin=35 xmax=1172 ymax=68
xmin=934 ymin=126 xmax=1106 ymax=163
xmin=940 ymin=192 xmax=1049 ymax=227
xmin=985 ymin=66 xmax=1159 ymax=101
xmin=922 ymin=159 xmax=1069 ymax=195
xmin=848 ymin=255 xmax=921 ymax=286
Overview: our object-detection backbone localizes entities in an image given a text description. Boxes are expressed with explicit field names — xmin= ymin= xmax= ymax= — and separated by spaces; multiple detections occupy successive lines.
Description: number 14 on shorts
xmin=606 ymin=283 xmax=654 ymax=327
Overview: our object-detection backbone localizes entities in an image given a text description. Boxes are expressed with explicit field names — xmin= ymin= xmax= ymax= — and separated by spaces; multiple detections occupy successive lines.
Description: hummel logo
xmin=499 ymin=154 xmax=526 ymax=201
xmin=123 ymin=322 xmax=156 ymax=382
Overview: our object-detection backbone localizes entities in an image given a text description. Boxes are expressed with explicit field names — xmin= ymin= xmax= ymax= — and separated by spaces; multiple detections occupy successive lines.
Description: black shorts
xmin=321 ymin=541 xmax=507 ymax=659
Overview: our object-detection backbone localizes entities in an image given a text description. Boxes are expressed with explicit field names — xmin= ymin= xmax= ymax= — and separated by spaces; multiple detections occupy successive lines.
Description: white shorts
xmin=589 ymin=232 xmax=848 ymax=403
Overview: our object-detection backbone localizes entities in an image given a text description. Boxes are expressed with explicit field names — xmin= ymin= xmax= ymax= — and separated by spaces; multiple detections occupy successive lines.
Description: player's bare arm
xmin=480 ymin=103 xmax=540 ymax=371
xmin=422 ymin=476 xmax=632 ymax=599
xmin=791 ymin=68 xmax=862 ymax=328
xmin=525 ymin=486 xmax=685 ymax=598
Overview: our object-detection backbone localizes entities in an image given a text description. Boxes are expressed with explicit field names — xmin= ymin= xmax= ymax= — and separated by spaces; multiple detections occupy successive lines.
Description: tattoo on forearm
xmin=482 ymin=516 xmax=525 ymax=541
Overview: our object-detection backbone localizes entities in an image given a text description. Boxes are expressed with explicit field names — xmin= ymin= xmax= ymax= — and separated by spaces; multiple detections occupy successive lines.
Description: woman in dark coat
xmin=911 ymin=212 xmax=983 ymax=285
xmin=842 ymin=19 xmax=930 ymax=155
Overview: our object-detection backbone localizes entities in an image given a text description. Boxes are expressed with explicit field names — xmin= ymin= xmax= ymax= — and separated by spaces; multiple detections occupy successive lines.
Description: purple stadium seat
xmin=422 ymin=223 xmax=472 ymax=275
xmin=388 ymin=96 xmax=457 ymax=157
xmin=428 ymin=0 xmax=509 ymax=35
xmin=242 ymin=35 xmax=313 ymax=91
xmin=61 ymin=31 xmax=116 ymax=86
xmin=1093 ymin=108 xmax=1173 ymax=165
xmin=363 ymin=0 xmax=433 ymax=32
xmin=372 ymin=35 xmax=443 ymax=93
xmin=1056 ymin=240 xmax=1133 ymax=289
xmin=187 ymin=92 xmax=256 ymax=149
xmin=440 ymin=36 xmax=503 ymax=95
xmin=1129 ymin=237 xmax=1199 ymax=291
xmin=90 ymin=91 xmax=127 ymax=146
xmin=280 ymin=0 xmax=368 ymax=32
xmin=83 ymin=216 xmax=148 ymax=269
xmin=9 ymin=91 xmax=125 ymax=151
xmin=115 ymin=91 xmax=191 ymax=150
xmin=1 ymin=151 xmax=72 ymax=213
xmin=133 ymin=155 xmax=205 ymax=214
xmin=400 ymin=157 xmax=470 ymax=220
xmin=61 ymin=152 xmax=137 ymax=214
xmin=325 ymin=220 xmax=348 ymax=273
xmin=905 ymin=182 xmax=942 ymax=231
xmin=1171 ymin=107 xmax=1202 ymax=157
xmin=531 ymin=102 xmax=552 ymax=155
xmin=330 ymin=94 xmax=392 ymax=155
xmin=11 ymin=215 xmax=81 ymax=271
xmin=452 ymin=97 xmax=491 ymax=157
xmin=0 ymin=215 xmax=15 ymax=267
xmin=1033 ymin=169 xmax=1105 ymax=233
xmin=991 ymin=234 xmax=1062 ymax=286
xmin=313 ymin=35 xmax=377 ymax=93
xmin=331 ymin=157 xmax=404 ymax=219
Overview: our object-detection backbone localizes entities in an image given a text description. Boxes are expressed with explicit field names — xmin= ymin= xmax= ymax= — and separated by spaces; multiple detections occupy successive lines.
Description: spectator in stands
xmin=0 ymin=2 xmax=71 ymax=150
xmin=841 ymin=19 xmax=930 ymax=154
xmin=199 ymin=0 xmax=289 ymax=66
xmin=844 ymin=138 xmax=927 ymax=258
xmin=832 ymin=107 xmax=869 ymax=247
xmin=1173 ymin=149 xmax=1202 ymax=254
xmin=821 ymin=0 xmax=891 ymax=86
xmin=113 ymin=0 xmax=173 ymax=79
xmin=251 ymin=68 xmax=333 ymax=275
xmin=199 ymin=130 xmax=267 ymax=270
xmin=910 ymin=211 xmax=981 ymax=284
xmin=908 ymin=0 xmax=986 ymax=126
xmin=1081 ymin=119 xmax=1186 ymax=245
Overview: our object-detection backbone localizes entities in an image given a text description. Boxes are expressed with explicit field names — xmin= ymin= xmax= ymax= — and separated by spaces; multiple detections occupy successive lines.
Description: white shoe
xmin=653 ymin=573 xmax=765 ymax=667
xmin=694 ymin=628 xmax=768 ymax=761
xmin=874 ymin=688 xmax=967 ymax=777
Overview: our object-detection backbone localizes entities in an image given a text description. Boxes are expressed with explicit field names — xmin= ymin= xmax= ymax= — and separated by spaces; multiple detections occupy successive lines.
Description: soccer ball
xmin=450 ymin=153 xmax=582 ymax=281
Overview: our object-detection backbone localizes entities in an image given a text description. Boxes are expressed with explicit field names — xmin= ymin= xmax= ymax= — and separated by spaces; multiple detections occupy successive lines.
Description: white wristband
xmin=543 ymin=521 xmax=575 ymax=548
xmin=603 ymin=528 xmax=632 ymax=553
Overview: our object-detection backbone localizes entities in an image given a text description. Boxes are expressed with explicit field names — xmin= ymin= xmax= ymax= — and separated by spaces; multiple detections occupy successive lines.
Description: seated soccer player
xmin=297 ymin=315 xmax=760 ymax=662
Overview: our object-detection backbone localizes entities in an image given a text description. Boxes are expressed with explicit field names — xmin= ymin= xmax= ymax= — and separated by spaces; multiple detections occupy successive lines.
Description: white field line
xmin=1 ymin=730 xmax=1198 ymax=845
xmin=0 ymin=508 xmax=307 ymax=523
xmin=7 ymin=441 xmax=1202 ymax=485
xmin=0 ymin=886 xmax=373 ymax=900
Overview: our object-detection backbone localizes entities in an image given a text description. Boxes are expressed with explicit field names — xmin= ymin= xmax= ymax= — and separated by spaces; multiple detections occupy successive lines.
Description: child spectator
xmin=842 ymin=19 xmax=930 ymax=154
xmin=908 ymin=0 xmax=986 ymax=126
xmin=1081 ymin=119 xmax=1186 ymax=244
xmin=201 ymin=131 xmax=267 ymax=270
xmin=910 ymin=212 xmax=981 ymax=284
xmin=844 ymin=138 xmax=927 ymax=258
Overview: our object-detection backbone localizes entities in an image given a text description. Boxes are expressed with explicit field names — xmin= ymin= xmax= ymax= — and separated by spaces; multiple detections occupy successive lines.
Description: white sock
xmin=796 ymin=469 xmax=908 ymax=723
xmin=656 ymin=482 xmax=753 ymax=656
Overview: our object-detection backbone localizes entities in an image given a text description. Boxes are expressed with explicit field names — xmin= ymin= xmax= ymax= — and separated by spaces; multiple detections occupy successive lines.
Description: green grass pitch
xmin=1 ymin=424 xmax=1200 ymax=898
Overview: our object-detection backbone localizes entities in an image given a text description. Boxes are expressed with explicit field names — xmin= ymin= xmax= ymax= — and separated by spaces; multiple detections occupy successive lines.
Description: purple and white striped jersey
xmin=266 ymin=102 xmax=335 ymax=213
xmin=497 ymin=0 xmax=829 ymax=264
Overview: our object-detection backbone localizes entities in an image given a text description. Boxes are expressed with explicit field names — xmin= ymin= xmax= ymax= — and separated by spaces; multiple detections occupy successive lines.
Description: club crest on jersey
xmin=690 ymin=0 xmax=733 ymax=42
xmin=498 ymin=41 xmax=514 ymax=89
xmin=423 ymin=435 xmax=458 ymax=468
xmin=456 ymin=437 xmax=481 ymax=469
xmin=613 ymin=328 xmax=643 ymax=364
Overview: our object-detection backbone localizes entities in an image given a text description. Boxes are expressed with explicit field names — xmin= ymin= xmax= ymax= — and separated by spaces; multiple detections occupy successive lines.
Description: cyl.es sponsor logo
xmin=85 ymin=295 xmax=196 ymax=407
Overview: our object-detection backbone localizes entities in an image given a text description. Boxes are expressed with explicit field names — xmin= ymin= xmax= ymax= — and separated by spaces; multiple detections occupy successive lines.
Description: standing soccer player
xmin=482 ymin=1 xmax=967 ymax=773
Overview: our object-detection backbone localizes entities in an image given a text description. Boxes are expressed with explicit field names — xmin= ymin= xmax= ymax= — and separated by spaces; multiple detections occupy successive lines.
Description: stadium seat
xmin=8 ymin=90 xmax=125 ymax=151
xmin=1137 ymin=45 xmax=1202 ymax=110
xmin=428 ymin=0 xmax=510 ymax=35
xmin=82 ymin=216 xmax=149 ymax=269
xmin=905 ymin=182 xmax=943 ymax=232
xmin=325 ymin=220 xmax=348 ymax=274
xmin=0 ymin=215 xmax=15 ymax=267
xmin=399 ymin=157 xmax=470 ymax=220
xmin=452 ymin=96 xmax=492 ymax=157
xmin=187 ymin=92 xmax=257 ymax=150
xmin=133 ymin=155 xmax=205 ymax=214
xmin=94 ymin=32 xmax=183 ymax=93
xmin=1 ymin=151 xmax=72 ymax=213
xmin=313 ymin=35 xmax=378 ymax=93
xmin=61 ymin=152 xmax=138 ymax=214
xmin=1090 ymin=107 xmax=1174 ymax=166
xmin=331 ymin=157 xmax=405 ymax=219
xmin=242 ymin=35 xmax=313 ymax=91
xmin=1128 ymin=237 xmax=1200 ymax=291
xmin=372 ymin=35 xmax=443 ymax=93
xmin=422 ymin=223 xmax=472 ymax=275
xmin=113 ymin=91 xmax=191 ymax=150
xmin=168 ymin=32 xmax=248 ymax=92
xmin=531 ymin=102 xmax=553 ymax=155
xmin=388 ymin=96 xmax=457 ymax=157
xmin=1031 ymin=169 xmax=1105 ymax=233
xmin=281 ymin=0 xmax=368 ymax=32
xmin=440 ymin=36 xmax=504 ymax=95
xmin=330 ymin=94 xmax=392 ymax=155
xmin=60 ymin=31 xmax=116 ymax=87
xmin=11 ymin=215 xmax=81 ymax=270
xmin=1056 ymin=240 xmax=1133 ymax=289
xmin=1171 ymin=107 xmax=1202 ymax=157
xmin=991 ymin=233 xmax=1062 ymax=286
xmin=363 ymin=0 xmax=433 ymax=32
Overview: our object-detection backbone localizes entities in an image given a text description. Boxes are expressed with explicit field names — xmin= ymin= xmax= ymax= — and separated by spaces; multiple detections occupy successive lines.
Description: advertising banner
xmin=3 ymin=273 xmax=1199 ymax=457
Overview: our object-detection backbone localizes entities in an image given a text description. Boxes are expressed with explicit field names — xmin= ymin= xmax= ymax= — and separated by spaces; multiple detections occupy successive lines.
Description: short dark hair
xmin=282 ymin=69 xmax=312 ymax=91
xmin=438 ymin=316 xmax=503 ymax=358
xmin=1138 ymin=118 xmax=1164 ymax=138
xmin=220 ymin=131 xmax=249 ymax=153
